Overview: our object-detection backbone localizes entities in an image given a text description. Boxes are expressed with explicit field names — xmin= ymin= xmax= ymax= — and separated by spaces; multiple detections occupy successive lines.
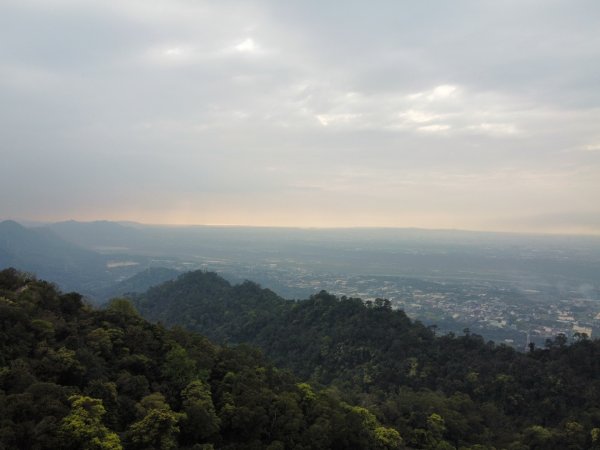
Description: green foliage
xmin=127 ymin=397 xmax=181 ymax=450
xmin=162 ymin=344 xmax=197 ymax=391
xmin=106 ymin=298 xmax=140 ymax=317
xmin=591 ymin=428 xmax=600 ymax=449
xmin=59 ymin=395 xmax=122 ymax=450
xmin=374 ymin=426 xmax=403 ymax=449
xmin=135 ymin=269 xmax=600 ymax=449
xmin=0 ymin=268 xmax=393 ymax=450
xmin=4 ymin=266 xmax=600 ymax=450
xmin=180 ymin=380 xmax=220 ymax=444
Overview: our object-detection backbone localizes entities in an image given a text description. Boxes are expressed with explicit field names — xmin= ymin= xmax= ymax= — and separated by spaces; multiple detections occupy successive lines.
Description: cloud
xmin=427 ymin=84 xmax=458 ymax=101
xmin=398 ymin=110 xmax=439 ymax=123
xmin=466 ymin=122 xmax=519 ymax=136
xmin=417 ymin=124 xmax=451 ymax=133
xmin=234 ymin=38 xmax=258 ymax=53
xmin=584 ymin=144 xmax=600 ymax=152
xmin=164 ymin=47 xmax=184 ymax=57
xmin=315 ymin=113 xmax=362 ymax=127
xmin=0 ymin=0 xmax=599 ymax=232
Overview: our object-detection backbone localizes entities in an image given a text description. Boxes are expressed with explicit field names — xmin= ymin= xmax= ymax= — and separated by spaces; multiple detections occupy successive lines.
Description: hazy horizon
xmin=2 ymin=1 xmax=599 ymax=234
xmin=5 ymin=216 xmax=600 ymax=238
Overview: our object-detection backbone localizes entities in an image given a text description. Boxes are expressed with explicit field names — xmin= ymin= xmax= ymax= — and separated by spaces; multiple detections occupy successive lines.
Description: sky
xmin=1 ymin=0 xmax=599 ymax=233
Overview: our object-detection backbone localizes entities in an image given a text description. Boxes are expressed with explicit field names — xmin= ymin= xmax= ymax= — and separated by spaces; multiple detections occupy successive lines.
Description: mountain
xmin=135 ymin=271 xmax=286 ymax=344
xmin=0 ymin=268 xmax=399 ymax=450
xmin=0 ymin=220 xmax=109 ymax=293
xmin=97 ymin=267 xmax=181 ymax=302
xmin=135 ymin=270 xmax=600 ymax=449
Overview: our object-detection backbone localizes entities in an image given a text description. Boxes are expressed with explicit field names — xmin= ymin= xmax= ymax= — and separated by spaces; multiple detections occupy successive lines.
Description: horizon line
xmin=3 ymin=217 xmax=600 ymax=238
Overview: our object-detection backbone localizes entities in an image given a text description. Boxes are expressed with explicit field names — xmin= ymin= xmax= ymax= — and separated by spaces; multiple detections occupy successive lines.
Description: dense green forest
xmin=135 ymin=271 xmax=600 ymax=449
xmin=0 ymin=268 xmax=401 ymax=449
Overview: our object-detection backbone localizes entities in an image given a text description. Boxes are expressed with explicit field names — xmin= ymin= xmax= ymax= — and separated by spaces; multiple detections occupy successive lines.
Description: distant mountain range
xmin=0 ymin=220 xmax=180 ymax=299
xmin=3 ymin=218 xmax=600 ymax=306
xmin=40 ymin=220 xmax=600 ymax=286
xmin=0 ymin=220 xmax=109 ymax=293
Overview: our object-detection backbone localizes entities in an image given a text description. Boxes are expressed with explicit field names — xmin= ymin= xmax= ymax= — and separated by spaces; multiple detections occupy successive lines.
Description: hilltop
xmin=0 ymin=268 xmax=399 ymax=449
xmin=134 ymin=270 xmax=600 ymax=449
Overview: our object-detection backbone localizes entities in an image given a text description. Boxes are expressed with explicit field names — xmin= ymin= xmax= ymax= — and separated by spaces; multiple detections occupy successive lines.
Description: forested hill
xmin=135 ymin=270 xmax=600 ymax=449
xmin=0 ymin=268 xmax=401 ymax=450
xmin=136 ymin=271 xmax=287 ymax=344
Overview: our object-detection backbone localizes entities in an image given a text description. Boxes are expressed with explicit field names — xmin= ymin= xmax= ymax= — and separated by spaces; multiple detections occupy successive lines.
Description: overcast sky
xmin=1 ymin=0 xmax=599 ymax=233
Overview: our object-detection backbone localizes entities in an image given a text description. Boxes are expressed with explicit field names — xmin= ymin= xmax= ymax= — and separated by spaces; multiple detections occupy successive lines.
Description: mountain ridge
xmin=0 ymin=220 xmax=109 ymax=293
xmin=0 ymin=267 xmax=399 ymax=449
xmin=133 ymin=269 xmax=600 ymax=448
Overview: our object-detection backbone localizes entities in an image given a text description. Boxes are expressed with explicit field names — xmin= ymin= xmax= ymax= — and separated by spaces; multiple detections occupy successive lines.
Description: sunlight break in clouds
xmin=417 ymin=124 xmax=452 ymax=133
xmin=164 ymin=47 xmax=184 ymax=57
xmin=467 ymin=123 xmax=519 ymax=136
xmin=584 ymin=144 xmax=600 ymax=152
xmin=234 ymin=38 xmax=258 ymax=53
xmin=427 ymin=84 xmax=458 ymax=101
xmin=398 ymin=110 xmax=439 ymax=124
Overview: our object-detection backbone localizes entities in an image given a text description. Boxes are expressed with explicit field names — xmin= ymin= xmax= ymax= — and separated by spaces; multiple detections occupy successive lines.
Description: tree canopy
xmin=0 ymin=268 xmax=399 ymax=449
xmin=134 ymin=270 xmax=600 ymax=449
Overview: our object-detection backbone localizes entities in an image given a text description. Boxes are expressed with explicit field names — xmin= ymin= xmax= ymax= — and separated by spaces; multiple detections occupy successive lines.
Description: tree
xmin=591 ymin=428 xmax=600 ymax=449
xmin=180 ymin=380 xmax=220 ymax=445
xmin=374 ymin=426 xmax=403 ymax=449
xmin=106 ymin=298 xmax=140 ymax=317
xmin=162 ymin=344 xmax=197 ymax=393
xmin=58 ymin=395 xmax=122 ymax=450
xmin=521 ymin=425 xmax=555 ymax=450
xmin=127 ymin=393 xmax=182 ymax=450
